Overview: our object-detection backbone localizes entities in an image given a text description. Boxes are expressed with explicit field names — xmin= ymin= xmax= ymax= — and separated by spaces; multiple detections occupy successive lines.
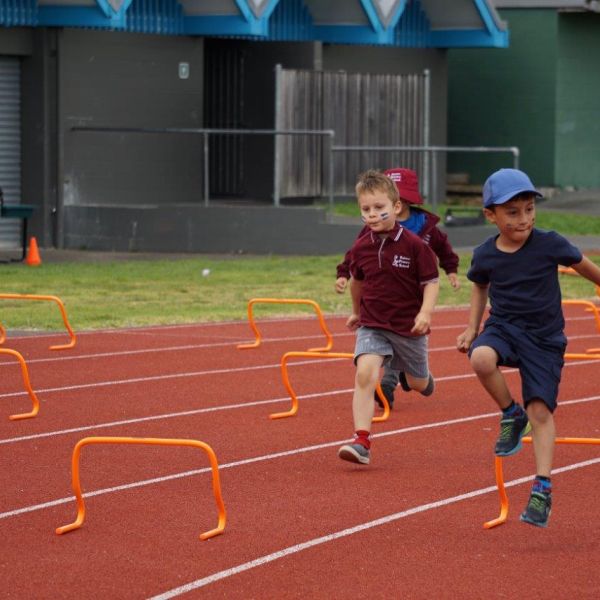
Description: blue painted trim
xmin=388 ymin=0 xmax=409 ymax=30
xmin=315 ymin=24 xmax=395 ymax=45
xmin=38 ymin=6 xmax=126 ymax=28
xmin=359 ymin=0 xmax=383 ymax=33
xmin=431 ymin=29 xmax=509 ymax=48
xmin=183 ymin=15 xmax=269 ymax=37
xmin=472 ymin=0 xmax=503 ymax=37
xmin=235 ymin=0 xmax=280 ymax=22
xmin=234 ymin=0 xmax=254 ymax=22
xmin=261 ymin=0 xmax=281 ymax=20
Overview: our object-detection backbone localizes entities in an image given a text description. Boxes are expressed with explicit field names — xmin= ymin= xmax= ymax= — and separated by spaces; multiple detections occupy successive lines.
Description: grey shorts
xmin=354 ymin=326 xmax=430 ymax=379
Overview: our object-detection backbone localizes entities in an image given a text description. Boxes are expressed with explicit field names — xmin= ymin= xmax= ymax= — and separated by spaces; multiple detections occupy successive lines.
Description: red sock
xmin=354 ymin=430 xmax=371 ymax=449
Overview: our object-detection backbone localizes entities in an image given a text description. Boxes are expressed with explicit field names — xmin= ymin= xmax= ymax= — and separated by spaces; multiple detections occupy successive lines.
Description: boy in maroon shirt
xmin=338 ymin=170 xmax=439 ymax=465
xmin=335 ymin=167 xmax=459 ymax=409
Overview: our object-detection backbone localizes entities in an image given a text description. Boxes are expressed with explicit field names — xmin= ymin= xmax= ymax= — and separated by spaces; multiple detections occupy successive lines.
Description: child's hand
xmin=448 ymin=273 xmax=460 ymax=290
xmin=456 ymin=328 xmax=477 ymax=353
xmin=346 ymin=314 xmax=360 ymax=330
xmin=411 ymin=311 xmax=431 ymax=335
xmin=335 ymin=277 xmax=348 ymax=293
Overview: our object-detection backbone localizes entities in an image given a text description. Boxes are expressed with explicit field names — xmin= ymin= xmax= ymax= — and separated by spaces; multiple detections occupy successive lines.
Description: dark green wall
xmin=448 ymin=10 xmax=558 ymax=186
xmin=555 ymin=13 xmax=600 ymax=188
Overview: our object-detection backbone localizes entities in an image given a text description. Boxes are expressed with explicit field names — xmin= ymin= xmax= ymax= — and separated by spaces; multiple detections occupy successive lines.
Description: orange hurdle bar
xmin=0 ymin=348 xmax=41 ymax=420
xmin=271 ymin=351 xmax=390 ymax=422
xmin=237 ymin=298 xmax=333 ymax=352
xmin=484 ymin=436 xmax=600 ymax=529
xmin=0 ymin=293 xmax=77 ymax=350
xmin=56 ymin=436 xmax=226 ymax=541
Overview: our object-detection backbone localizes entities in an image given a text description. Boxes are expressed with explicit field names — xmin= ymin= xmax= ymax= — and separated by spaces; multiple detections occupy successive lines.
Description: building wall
xmin=447 ymin=10 xmax=558 ymax=186
xmin=555 ymin=13 xmax=600 ymax=188
xmin=58 ymin=30 xmax=205 ymax=236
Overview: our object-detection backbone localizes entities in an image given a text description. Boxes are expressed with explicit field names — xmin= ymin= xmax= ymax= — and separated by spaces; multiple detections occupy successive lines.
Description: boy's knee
xmin=355 ymin=367 xmax=378 ymax=390
xmin=470 ymin=346 xmax=498 ymax=376
xmin=526 ymin=399 xmax=553 ymax=424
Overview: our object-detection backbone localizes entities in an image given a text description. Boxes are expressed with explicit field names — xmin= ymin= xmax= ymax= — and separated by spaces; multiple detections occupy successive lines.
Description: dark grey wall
xmin=57 ymin=30 xmax=205 ymax=245
xmin=21 ymin=29 xmax=59 ymax=247
xmin=63 ymin=204 xmax=357 ymax=254
xmin=236 ymin=40 xmax=320 ymax=201
xmin=63 ymin=204 xmax=491 ymax=255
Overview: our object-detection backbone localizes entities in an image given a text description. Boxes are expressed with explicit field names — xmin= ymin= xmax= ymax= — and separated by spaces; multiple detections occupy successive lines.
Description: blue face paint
xmin=361 ymin=211 xmax=390 ymax=224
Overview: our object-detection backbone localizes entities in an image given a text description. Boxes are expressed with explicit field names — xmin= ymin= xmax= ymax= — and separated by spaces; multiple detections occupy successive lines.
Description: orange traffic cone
xmin=25 ymin=236 xmax=41 ymax=266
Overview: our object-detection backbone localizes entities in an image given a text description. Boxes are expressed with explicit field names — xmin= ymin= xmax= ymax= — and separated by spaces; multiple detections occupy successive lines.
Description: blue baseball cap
xmin=482 ymin=168 xmax=542 ymax=208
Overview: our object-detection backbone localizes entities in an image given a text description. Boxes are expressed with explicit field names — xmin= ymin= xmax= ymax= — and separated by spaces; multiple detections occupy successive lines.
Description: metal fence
xmin=70 ymin=126 xmax=519 ymax=210
xmin=329 ymin=144 xmax=520 ymax=208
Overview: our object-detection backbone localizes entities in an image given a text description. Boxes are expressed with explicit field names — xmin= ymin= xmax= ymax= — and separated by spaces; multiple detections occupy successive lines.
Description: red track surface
xmin=1 ymin=307 xmax=600 ymax=599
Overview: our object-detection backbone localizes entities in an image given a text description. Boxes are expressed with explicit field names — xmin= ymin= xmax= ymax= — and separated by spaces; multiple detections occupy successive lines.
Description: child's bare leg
xmin=353 ymin=353 xmax=383 ymax=430
xmin=404 ymin=373 xmax=433 ymax=394
xmin=469 ymin=346 xmax=513 ymax=409
xmin=527 ymin=399 xmax=555 ymax=477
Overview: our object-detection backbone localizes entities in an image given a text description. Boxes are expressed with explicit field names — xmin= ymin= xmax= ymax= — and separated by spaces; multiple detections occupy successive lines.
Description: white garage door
xmin=0 ymin=56 xmax=22 ymax=250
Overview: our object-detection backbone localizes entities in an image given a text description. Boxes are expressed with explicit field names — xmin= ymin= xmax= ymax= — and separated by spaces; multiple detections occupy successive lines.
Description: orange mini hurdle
xmin=56 ymin=436 xmax=226 ymax=541
xmin=237 ymin=298 xmax=333 ymax=352
xmin=484 ymin=436 xmax=600 ymax=529
xmin=271 ymin=350 xmax=390 ymax=422
xmin=0 ymin=293 xmax=77 ymax=350
xmin=0 ymin=348 xmax=40 ymax=420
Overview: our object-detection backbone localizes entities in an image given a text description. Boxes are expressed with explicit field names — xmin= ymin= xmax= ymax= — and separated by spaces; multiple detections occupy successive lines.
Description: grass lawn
xmin=1 ymin=247 xmax=599 ymax=332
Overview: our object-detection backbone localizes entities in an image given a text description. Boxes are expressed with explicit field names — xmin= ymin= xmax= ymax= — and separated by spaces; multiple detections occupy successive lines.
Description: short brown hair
xmin=355 ymin=169 xmax=399 ymax=203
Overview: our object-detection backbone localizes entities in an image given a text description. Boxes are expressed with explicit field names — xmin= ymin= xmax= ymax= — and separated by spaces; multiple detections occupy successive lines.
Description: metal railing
xmin=70 ymin=126 xmax=334 ymax=207
xmin=330 ymin=144 xmax=520 ymax=208
xmin=71 ymin=126 xmax=518 ymax=210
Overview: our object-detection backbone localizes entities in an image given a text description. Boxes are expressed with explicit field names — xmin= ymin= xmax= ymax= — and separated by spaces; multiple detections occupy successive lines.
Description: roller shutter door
xmin=0 ymin=57 xmax=22 ymax=250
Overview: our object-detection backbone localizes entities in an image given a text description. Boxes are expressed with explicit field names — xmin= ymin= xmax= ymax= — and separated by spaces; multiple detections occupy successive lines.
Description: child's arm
xmin=429 ymin=227 xmax=460 ymax=290
xmin=456 ymin=283 xmax=489 ymax=353
xmin=335 ymin=249 xmax=352 ymax=293
xmin=346 ymin=277 xmax=363 ymax=330
xmin=411 ymin=279 xmax=439 ymax=335
xmin=570 ymin=256 xmax=600 ymax=286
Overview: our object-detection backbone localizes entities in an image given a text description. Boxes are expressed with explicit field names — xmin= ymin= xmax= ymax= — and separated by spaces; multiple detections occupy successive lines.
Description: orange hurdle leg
xmin=0 ymin=293 xmax=77 ymax=350
xmin=237 ymin=298 xmax=333 ymax=352
xmin=484 ymin=436 xmax=600 ymax=529
xmin=56 ymin=436 xmax=226 ymax=541
xmin=271 ymin=351 xmax=390 ymax=422
xmin=0 ymin=348 xmax=40 ymax=420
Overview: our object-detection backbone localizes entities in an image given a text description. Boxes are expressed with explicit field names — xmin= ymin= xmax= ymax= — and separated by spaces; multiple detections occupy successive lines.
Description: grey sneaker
xmin=374 ymin=384 xmax=395 ymax=409
xmin=520 ymin=490 xmax=552 ymax=528
xmin=494 ymin=410 xmax=531 ymax=456
xmin=338 ymin=443 xmax=370 ymax=465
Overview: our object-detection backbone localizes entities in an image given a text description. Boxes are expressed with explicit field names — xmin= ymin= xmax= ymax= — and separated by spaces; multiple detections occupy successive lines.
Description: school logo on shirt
xmin=392 ymin=255 xmax=411 ymax=268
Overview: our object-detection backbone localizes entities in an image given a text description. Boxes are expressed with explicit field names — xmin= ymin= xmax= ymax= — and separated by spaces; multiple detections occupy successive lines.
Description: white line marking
xmin=149 ymin=455 xmax=600 ymax=599
xmin=2 ymin=394 xmax=599 ymax=521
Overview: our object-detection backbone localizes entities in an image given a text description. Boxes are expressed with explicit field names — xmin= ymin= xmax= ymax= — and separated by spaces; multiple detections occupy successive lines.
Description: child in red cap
xmin=335 ymin=167 xmax=460 ymax=409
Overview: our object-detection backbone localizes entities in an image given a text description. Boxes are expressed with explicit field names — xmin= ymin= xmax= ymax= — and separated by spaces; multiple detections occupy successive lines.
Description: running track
xmin=1 ymin=307 xmax=599 ymax=599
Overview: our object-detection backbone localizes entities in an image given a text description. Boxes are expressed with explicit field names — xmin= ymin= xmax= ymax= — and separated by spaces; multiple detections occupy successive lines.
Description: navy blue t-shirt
xmin=467 ymin=229 xmax=582 ymax=337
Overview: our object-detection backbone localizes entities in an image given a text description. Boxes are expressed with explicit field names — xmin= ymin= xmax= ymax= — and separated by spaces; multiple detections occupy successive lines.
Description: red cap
xmin=384 ymin=168 xmax=423 ymax=205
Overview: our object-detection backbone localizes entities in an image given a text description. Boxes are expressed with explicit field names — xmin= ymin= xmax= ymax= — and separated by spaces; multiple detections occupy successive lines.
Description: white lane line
xmin=0 ymin=389 xmax=353 ymax=446
xmin=1 ymin=351 xmax=597 ymax=403
xmin=0 ymin=357 xmax=350 ymax=399
xmin=1 ymin=312 xmax=594 ymax=368
xmin=149 ymin=454 xmax=600 ymax=599
xmin=2 ymin=394 xmax=599 ymax=521
xmin=1 ymin=357 xmax=598 ymax=443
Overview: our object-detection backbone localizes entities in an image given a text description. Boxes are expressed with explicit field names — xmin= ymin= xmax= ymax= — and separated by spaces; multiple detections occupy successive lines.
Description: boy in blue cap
xmin=457 ymin=168 xmax=600 ymax=528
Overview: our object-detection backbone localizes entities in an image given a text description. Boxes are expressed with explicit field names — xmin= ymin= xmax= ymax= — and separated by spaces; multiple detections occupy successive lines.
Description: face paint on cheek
xmin=361 ymin=211 xmax=389 ymax=224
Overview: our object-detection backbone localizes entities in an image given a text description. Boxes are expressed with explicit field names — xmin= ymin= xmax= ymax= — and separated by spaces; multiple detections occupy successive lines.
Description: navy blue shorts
xmin=469 ymin=321 xmax=566 ymax=413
